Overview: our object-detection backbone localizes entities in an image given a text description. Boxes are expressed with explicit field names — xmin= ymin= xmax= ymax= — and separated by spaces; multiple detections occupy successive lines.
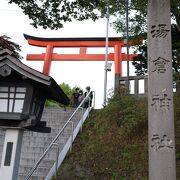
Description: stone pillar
xmin=134 ymin=78 xmax=139 ymax=96
xmin=0 ymin=129 xmax=23 ymax=180
xmin=144 ymin=77 xmax=148 ymax=96
xmin=148 ymin=0 xmax=176 ymax=179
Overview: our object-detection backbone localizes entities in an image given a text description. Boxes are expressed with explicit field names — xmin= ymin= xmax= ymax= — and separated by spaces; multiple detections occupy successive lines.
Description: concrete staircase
xmin=0 ymin=107 xmax=89 ymax=180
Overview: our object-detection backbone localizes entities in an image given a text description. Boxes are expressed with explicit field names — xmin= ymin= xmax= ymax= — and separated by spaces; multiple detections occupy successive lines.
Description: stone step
xmin=18 ymin=164 xmax=53 ymax=178
xmin=19 ymin=157 xmax=58 ymax=166
xmin=21 ymin=143 xmax=65 ymax=155
xmin=22 ymin=133 xmax=71 ymax=143
xmin=20 ymin=152 xmax=58 ymax=160
xmin=18 ymin=175 xmax=44 ymax=180
xmin=0 ymin=107 xmax=85 ymax=180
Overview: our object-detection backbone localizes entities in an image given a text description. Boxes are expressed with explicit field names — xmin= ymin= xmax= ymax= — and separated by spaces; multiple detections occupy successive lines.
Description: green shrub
xmin=45 ymin=83 xmax=82 ymax=107
xmin=104 ymin=90 xmax=148 ymax=135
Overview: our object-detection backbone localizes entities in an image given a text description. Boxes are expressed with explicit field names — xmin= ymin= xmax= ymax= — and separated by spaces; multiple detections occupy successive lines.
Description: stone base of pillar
xmin=0 ymin=129 xmax=23 ymax=180
xmin=114 ymin=74 xmax=120 ymax=91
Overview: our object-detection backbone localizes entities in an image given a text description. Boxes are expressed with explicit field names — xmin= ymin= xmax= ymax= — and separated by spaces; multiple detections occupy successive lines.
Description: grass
xmin=55 ymin=95 xmax=180 ymax=180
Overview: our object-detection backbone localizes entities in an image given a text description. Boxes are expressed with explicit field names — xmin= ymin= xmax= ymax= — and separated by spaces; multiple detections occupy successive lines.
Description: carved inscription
xmin=151 ymin=93 xmax=171 ymax=111
xmin=151 ymin=24 xmax=170 ymax=38
xmin=151 ymin=134 xmax=173 ymax=151
xmin=150 ymin=57 xmax=170 ymax=73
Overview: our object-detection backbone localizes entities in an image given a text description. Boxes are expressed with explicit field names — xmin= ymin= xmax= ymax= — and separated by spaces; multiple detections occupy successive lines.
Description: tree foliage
xmin=60 ymin=82 xmax=74 ymax=100
xmin=132 ymin=24 xmax=180 ymax=75
xmin=45 ymin=82 xmax=74 ymax=107
xmin=0 ymin=35 xmax=22 ymax=59
xmin=45 ymin=83 xmax=84 ymax=107
xmin=8 ymin=0 xmax=180 ymax=34
xmin=9 ymin=0 xmax=101 ymax=30
xmin=7 ymin=0 xmax=180 ymax=76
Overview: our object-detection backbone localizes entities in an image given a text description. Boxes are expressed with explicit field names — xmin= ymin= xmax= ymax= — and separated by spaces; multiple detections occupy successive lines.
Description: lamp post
xmin=103 ymin=0 xmax=109 ymax=107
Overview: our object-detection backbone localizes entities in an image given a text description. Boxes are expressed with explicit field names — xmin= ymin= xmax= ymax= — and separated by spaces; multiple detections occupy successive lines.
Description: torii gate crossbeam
xmin=24 ymin=34 xmax=142 ymax=88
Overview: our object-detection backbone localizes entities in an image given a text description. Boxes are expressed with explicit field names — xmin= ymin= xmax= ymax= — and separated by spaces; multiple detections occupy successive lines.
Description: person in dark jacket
xmin=78 ymin=90 xmax=84 ymax=106
xmin=72 ymin=87 xmax=80 ymax=108
xmin=84 ymin=86 xmax=93 ymax=108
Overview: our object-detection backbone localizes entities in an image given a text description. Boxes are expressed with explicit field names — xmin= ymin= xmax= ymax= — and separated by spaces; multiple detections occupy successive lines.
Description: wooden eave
xmin=0 ymin=49 xmax=69 ymax=105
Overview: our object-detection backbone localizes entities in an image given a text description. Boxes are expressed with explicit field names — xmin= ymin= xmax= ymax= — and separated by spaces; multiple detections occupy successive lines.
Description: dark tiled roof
xmin=0 ymin=49 xmax=69 ymax=105
xmin=24 ymin=33 xmax=123 ymax=42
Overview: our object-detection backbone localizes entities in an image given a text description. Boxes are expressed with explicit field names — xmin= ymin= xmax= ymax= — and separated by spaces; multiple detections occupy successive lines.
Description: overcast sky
xmin=0 ymin=0 xmax=136 ymax=108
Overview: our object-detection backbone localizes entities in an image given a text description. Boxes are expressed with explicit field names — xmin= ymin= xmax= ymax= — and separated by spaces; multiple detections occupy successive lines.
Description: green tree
xmin=45 ymin=82 xmax=74 ymax=107
xmin=0 ymin=35 xmax=22 ymax=59
xmin=131 ymin=24 xmax=180 ymax=94
xmin=8 ymin=0 xmax=180 ymax=34
xmin=60 ymin=82 xmax=74 ymax=99
xmin=132 ymin=24 xmax=180 ymax=75
xmin=45 ymin=83 xmax=83 ymax=107
xmin=7 ymin=0 xmax=180 ymax=80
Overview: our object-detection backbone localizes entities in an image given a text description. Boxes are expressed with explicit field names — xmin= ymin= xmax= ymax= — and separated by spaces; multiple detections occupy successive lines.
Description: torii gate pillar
xmin=114 ymin=45 xmax=122 ymax=90
xmin=43 ymin=45 xmax=53 ymax=75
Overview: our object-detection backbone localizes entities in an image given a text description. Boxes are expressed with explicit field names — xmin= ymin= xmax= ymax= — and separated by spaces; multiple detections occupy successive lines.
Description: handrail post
xmin=88 ymin=98 xmax=90 ymax=118
xmin=52 ymin=142 xmax=59 ymax=178
xmin=69 ymin=121 xmax=74 ymax=152
xmin=88 ymin=97 xmax=91 ymax=108
xmin=79 ymin=107 xmax=84 ymax=132
xmin=92 ymin=91 xmax=95 ymax=109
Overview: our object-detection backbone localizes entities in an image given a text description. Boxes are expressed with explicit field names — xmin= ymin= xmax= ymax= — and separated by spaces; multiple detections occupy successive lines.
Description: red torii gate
xmin=24 ymin=34 xmax=142 ymax=83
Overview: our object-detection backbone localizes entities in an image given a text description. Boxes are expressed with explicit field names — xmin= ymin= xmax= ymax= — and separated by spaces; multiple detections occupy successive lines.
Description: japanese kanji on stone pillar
xmin=148 ymin=0 xmax=176 ymax=179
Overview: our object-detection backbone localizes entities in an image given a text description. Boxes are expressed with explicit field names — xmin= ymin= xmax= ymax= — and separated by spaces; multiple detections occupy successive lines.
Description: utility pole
xmin=103 ymin=0 xmax=109 ymax=107
xmin=125 ymin=0 xmax=130 ymax=93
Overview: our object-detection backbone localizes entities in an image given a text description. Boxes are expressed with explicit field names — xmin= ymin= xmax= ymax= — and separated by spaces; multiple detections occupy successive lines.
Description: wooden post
xmin=114 ymin=45 xmax=122 ymax=90
xmin=43 ymin=45 xmax=53 ymax=75
xmin=148 ymin=0 xmax=176 ymax=179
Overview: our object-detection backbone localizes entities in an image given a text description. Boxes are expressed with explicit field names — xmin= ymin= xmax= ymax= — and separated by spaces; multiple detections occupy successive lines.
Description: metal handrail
xmin=25 ymin=91 xmax=94 ymax=180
